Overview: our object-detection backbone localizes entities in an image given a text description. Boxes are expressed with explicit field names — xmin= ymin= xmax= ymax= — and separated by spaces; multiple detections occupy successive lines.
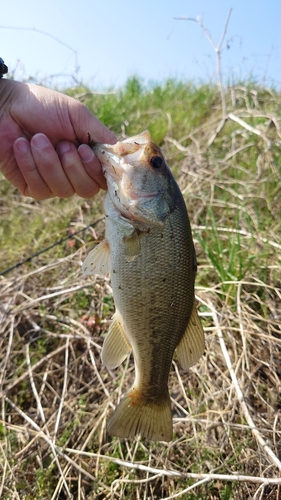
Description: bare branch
xmin=210 ymin=303 xmax=281 ymax=472
xmin=0 ymin=25 xmax=79 ymax=74
xmin=174 ymin=9 xmax=233 ymax=118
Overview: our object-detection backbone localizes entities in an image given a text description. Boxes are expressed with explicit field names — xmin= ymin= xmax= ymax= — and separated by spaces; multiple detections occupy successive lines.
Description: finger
xmin=78 ymin=144 xmax=107 ymax=191
xmin=1 ymin=154 xmax=27 ymax=195
xmin=13 ymin=137 xmax=54 ymax=200
xmin=70 ymin=99 xmax=117 ymax=146
xmin=31 ymin=134 xmax=75 ymax=198
xmin=57 ymin=141 xmax=103 ymax=198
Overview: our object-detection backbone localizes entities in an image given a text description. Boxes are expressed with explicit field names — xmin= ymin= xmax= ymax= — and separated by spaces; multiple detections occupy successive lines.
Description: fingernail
xmin=57 ymin=141 xmax=71 ymax=154
xmin=15 ymin=137 xmax=29 ymax=153
xmin=32 ymin=133 xmax=49 ymax=150
xmin=78 ymin=144 xmax=95 ymax=163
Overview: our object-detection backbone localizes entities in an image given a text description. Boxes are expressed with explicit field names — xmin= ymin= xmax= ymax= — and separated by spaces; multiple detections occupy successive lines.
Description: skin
xmin=0 ymin=79 xmax=116 ymax=200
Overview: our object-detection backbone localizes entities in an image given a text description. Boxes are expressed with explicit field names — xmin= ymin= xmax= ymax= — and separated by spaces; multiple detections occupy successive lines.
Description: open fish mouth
xmin=93 ymin=137 xmax=146 ymax=177
xmin=92 ymin=131 xmax=178 ymax=227
xmin=93 ymin=130 xmax=166 ymax=181
xmin=96 ymin=148 xmax=161 ymax=205
xmin=93 ymin=134 xmax=170 ymax=222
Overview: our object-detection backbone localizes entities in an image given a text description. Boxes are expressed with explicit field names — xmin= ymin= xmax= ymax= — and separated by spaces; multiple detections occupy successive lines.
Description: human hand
xmin=0 ymin=80 xmax=116 ymax=200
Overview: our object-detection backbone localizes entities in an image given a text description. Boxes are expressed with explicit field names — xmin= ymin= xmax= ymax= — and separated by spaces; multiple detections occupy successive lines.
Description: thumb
xmin=68 ymin=97 xmax=116 ymax=146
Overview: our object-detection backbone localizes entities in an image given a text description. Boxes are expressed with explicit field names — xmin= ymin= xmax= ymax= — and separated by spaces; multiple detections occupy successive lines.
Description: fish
xmin=82 ymin=130 xmax=204 ymax=442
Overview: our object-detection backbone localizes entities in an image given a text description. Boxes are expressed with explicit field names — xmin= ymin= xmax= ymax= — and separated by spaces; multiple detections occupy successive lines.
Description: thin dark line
xmin=0 ymin=217 xmax=104 ymax=276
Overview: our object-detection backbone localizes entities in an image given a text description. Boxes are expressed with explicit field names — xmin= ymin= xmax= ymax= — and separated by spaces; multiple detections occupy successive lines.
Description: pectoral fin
xmin=176 ymin=302 xmax=205 ymax=370
xmin=102 ymin=312 xmax=132 ymax=369
xmin=124 ymin=231 xmax=141 ymax=262
xmin=82 ymin=239 xmax=110 ymax=276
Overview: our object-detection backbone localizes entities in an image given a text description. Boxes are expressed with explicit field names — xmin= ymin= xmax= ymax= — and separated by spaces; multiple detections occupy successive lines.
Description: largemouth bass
xmin=82 ymin=131 xmax=204 ymax=441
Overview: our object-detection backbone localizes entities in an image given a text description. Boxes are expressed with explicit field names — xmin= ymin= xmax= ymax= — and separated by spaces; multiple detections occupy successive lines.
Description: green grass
xmin=67 ymin=76 xmax=218 ymax=143
xmin=0 ymin=77 xmax=281 ymax=499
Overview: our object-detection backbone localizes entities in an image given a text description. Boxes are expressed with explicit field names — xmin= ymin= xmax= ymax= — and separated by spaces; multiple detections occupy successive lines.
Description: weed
xmin=0 ymin=78 xmax=280 ymax=499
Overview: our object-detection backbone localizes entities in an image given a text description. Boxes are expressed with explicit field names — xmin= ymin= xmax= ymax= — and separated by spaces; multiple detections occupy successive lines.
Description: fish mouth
xmin=93 ymin=131 xmax=173 ymax=227
xmin=94 ymin=148 xmax=124 ymax=183
xmin=93 ymin=137 xmax=161 ymax=201
xmin=93 ymin=140 xmax=144 ymax=179
xmin=93 ymin=130 xmax=164 ymax=179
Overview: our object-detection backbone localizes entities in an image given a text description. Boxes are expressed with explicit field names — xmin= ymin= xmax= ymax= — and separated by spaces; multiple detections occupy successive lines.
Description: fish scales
xmin=82 ymin=130 xmax=205 ymax=441
xmin=107 ymin=191 xmax=194 ymax=394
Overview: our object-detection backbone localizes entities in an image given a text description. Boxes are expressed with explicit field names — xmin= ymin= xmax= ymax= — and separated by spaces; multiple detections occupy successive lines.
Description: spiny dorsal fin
xmin=82 ymin=239 xmax=110 ymax=276
xmin=176 ymin=302 xmax=205 ymax=370
xmin=102 ymin=312 xmax=132 ymax=369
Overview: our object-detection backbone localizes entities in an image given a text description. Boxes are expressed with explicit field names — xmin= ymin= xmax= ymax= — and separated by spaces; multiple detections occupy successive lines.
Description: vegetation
xmin=0 ymin=77 xmax=281 ymax=499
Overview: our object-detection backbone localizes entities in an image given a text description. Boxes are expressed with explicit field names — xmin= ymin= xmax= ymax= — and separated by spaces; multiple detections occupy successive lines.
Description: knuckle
xmin=78 ymin=183 xmax=100 ymax=199
xmin=58 ymin=184 xmax=75 ymax=198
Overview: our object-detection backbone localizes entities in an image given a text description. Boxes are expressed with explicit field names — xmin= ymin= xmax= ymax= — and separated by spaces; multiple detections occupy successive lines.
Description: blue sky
xmin=1 ymin=0 xmax=281 ymax=89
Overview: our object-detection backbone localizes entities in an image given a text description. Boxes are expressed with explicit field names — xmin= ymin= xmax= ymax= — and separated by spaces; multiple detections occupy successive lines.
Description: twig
xmin=53 ymin=336 xmax=70 ymax=440
xmin=12 ymin=283 xmax=92 ymax=313
xmin=26 ymin=345 xmax=74 ymax=496
xmin=3 ymin=397 xmax=96 ymax=486
xmin=65 ymin=448 xmax=281 ymax=485
xmin=4 ymin=396 xmax=73 ymax=498
xmin=207 ymin=117 xmax=227 ymax=146
xmin=194 ymin=224 xmax=281 ymax=251
xmin=163 ymin=478 xmax=210 ymax=499
xmin=221 ymin=142 xmax=256 ymax=162
xmin=0 ymin=318 xmax=14 ymax=389
xmin=237 ymin=281 xmax=250 ymax=371
xmin=2 ymin=343 xmax=68 ymax=394
xmin=165 ymin=136 xmax=189 ymax=152
xmin=174 ymin=9 xmax=232 ymax=118
xmin=228 ymin=112 xmax=271 ymax=147
xmin=87 ymin=340 xmax=111 ymax=399
xmin=26 ymin=343 xmax=46 ymax=424
xmin=0 ymin=443 xmax=7 ymax=499
xmin=0 ymin=25 xmax=79 ymax=76
xmin=0 ymin=442 xmax=21 ymax=500
xmin=253 ymin=483 xmax=266 ymax=500
xmin=210 ymin=303 xmax=281 ymax=472
xmin=111 ymin=473 xmax=162 ymax=492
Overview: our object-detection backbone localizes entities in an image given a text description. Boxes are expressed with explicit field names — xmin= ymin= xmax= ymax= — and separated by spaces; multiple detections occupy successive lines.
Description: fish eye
xmin=150 ymin=156 xmax=164 ymax=169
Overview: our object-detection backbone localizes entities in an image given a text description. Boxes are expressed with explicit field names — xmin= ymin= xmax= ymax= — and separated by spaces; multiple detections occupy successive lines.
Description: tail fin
xmin=107 ymin=389 xmax=172 ymax=442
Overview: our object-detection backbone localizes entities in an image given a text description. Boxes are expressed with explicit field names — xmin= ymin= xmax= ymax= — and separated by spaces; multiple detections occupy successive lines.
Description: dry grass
xmin=0 ymin=83 xmax=281 ymax=499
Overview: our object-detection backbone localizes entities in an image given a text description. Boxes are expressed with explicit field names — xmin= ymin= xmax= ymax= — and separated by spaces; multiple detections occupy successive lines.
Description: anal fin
xmin=102 ymin=313 xmax=131 ymax=369
xmin=176 ymin=302 xmax=205 ymax=370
